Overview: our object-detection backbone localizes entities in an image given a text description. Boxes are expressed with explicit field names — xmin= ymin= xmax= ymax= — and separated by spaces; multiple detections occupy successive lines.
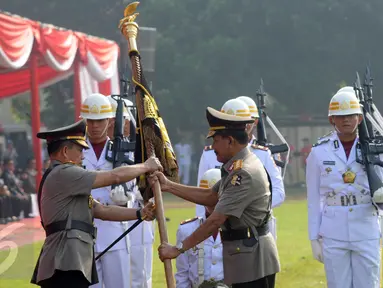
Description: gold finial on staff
xmin=119 ymin=1 xmax=140 ymax=52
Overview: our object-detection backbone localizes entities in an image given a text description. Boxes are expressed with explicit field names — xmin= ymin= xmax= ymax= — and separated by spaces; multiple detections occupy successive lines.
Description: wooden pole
xmin=120 ymin=3 xmax=175 ymax=287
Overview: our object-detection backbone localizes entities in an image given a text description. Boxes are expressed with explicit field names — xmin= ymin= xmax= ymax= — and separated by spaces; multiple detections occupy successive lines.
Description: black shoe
xmin=166 ymin=217 xmax=170 ymax=222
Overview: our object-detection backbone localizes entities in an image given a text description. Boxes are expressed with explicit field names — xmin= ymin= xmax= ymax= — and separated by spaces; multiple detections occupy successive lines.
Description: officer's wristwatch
xmin=176 ymin=242 xmax=186 ymax=254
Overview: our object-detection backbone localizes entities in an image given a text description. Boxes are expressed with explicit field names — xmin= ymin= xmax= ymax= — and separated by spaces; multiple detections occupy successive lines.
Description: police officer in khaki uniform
xmin=31 ymin=119 xmax=162 ymax=288
xmin=150 ymin=107 xmax=280 ymax=287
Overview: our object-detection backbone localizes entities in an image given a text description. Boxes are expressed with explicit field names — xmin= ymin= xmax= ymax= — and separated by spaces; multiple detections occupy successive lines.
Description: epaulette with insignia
xmin=204 ymin=145 xmax=213 ymax=151
xmin=251 ymin=144 xmax=269 ymax=151
xmin=318 ymin=131 xmax=333 ymax=140
xmin=233 ymin=159 xmax=243 ymax=170
xmin=312 ymin=138 xmax=330 ymax=147
xmin=180 ymin=217 xmax=199 ymax=225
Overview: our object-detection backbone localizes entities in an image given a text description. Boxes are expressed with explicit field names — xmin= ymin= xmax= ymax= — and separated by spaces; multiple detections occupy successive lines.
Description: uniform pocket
xmin=322 ymin=207 xmax=335 ymax=218
xmin=66 ymin=229 xmax=93 ymax=244
xmin=227 ymin=240 xmax=257 ymax=255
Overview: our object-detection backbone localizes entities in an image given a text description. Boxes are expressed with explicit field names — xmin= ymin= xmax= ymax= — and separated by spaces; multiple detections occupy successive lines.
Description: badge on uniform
xmin=323 ymin=161 xmax=335 ymax=165
xmin=325 ymin=167 xmax=332 ymax=174
xmin=334 ymin=140 xmax=339 ymax=149
xmin=231 ymin=175 xmax=242 ymax=186
xmin=342 ymin=169 xmax=356 ymax=183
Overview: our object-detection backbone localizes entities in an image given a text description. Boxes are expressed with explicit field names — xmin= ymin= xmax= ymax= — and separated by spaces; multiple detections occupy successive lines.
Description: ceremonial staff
xmin=119 ymin=2 xmax=178 ymax=287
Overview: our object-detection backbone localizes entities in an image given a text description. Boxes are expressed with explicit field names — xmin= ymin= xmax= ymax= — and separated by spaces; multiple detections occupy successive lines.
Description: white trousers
xmin=178 ymin=162 xmax=190 ymax=185
xmin=91 ymin=249 xmax=130 ymax=288
xmin=130 ymin=243 xmax=153 ymax=288
xmin=323 ymin=237 xmax=381 ymax=288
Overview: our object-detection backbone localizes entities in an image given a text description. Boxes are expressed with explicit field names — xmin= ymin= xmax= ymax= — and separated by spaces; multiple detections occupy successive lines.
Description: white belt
xmin=326 ymin=194 xmax=371 ymax=206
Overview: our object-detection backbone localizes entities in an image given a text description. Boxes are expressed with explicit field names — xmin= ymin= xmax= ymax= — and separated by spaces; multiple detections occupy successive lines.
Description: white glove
xmin=110 ymin=185 xmax=132 ymax=206
xmin=311 ymin=239 xmax=324 ymax=263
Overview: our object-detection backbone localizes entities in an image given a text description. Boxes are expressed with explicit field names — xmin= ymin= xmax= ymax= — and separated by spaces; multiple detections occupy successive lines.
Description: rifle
xmin=96 ymin=69 xmax=141 ymax=261
xmin=362 ymin=66 xmax=383 ymax=136
xmin=105 ymin=69 xmax=135 ymax=167
xmin=255 ymin=79 xmax=290 ymax=177
xmin=353 ymin=71 xmax=383 ymax=208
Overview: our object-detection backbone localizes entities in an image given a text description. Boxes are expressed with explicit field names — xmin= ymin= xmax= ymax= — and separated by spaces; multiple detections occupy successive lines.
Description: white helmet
xmin=80 ymin=93 xmax=114 ymax=120
xmin=328 ymin=91 xmax=362 ymax=116
xmin=236 ymin=96 xmax=259 ymax=118
xmin=220 ymin=99 xmax=251 ymax=117
xmin=199 ymin=168 xmax=221 ymax=188
xmin=337 ymin=86 xmax=355 ymax=94
xmin=106 ymin=95 xmax=131 ymax=119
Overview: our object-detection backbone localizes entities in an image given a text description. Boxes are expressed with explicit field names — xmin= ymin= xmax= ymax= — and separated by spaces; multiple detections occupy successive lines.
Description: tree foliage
xmin=3 ymin=0 xmax=383 ymax=136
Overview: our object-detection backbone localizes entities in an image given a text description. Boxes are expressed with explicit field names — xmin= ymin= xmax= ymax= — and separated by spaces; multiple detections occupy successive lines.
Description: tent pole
xmin=30 ymin=51 xmax=42 ymax=190
xmin=73 ymin=57 xmax=81 ymax=121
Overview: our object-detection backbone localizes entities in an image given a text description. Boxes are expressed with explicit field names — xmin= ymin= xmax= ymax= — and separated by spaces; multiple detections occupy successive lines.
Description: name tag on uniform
xmin=323 ymin=161 xmax=335 ymax=165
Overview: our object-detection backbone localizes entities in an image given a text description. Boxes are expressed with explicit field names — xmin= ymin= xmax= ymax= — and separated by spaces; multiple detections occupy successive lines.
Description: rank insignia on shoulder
xmin=231 ymin=174 xmax=242 ymax=186
xmin=204 ymin=145 xmax=213 ymax=151
xmin=312 ymin=138 xmax=330 ymax=147
xmin=251 ymin=144 xmax=268 ymax=151
xmin=233 ymin=160 xmax=243 ymax=170
xmin=180 ymin=217 xmax=199 ymax=225
xmin=318 ymin=131 xmax=333 ymax=140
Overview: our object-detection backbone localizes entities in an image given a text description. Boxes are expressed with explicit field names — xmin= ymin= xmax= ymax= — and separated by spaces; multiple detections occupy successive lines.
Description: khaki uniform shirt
xmin=32 ymin=160 xmax=97 ymax=284
xmin=213 ymin=147 xmax=280 ymax=285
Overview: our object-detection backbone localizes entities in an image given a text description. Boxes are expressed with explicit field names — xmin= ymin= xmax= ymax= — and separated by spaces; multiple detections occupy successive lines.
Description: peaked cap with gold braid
xmin=37 ymin=120 xmax=89 ymax=149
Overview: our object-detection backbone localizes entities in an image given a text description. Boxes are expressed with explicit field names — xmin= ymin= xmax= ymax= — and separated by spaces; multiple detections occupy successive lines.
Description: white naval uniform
xmin=83 ymin=138 xmax=132 ymax=288
xmin=196 ymin=143 xmax=285 ymax=239
xmin=174 ymin=143 xmax=193 ymax=185
xmin=195 ymin=146 xmax=224 ymax=218
xmin=175 ymin=217 xmax=224 ymax=288
xmin=306 ymin=131 xmax=382 ymax=288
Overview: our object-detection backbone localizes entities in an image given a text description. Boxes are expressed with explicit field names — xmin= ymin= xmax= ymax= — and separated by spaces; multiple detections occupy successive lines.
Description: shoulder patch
xmin=251 ymin=144 xmax=269 ymax=151
xmin=204 ymin=145 xmax=213 ymax=151
xmin=312 ymin=138 xmax=330 ymax=147
xmin=180 ymin=217 xmax=199 ymax=225
xmin=231 ymin=174 xmax=242 ymax=186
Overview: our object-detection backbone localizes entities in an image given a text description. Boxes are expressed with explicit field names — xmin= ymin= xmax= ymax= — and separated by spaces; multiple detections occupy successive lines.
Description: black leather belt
xmin=45 ymin=219 xmax=97 ymax=239
xmin=220 ymin=224 xmax=269 ymax=241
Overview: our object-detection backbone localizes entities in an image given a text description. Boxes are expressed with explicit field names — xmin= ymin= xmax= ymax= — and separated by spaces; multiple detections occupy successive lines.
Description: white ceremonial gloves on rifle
xmin=311 ymin=239 xmax=324 ymax=263
xmin=110 ymin=185 xmax=133 ymax=206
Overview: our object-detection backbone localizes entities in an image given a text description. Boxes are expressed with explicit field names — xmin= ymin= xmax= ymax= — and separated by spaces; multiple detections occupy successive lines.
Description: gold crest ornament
xmin=231 ymin=175 xmax=242 ymax=186
xmin=325 ymin=167 xmax=332 ymax=174
xmin=342 ymin=169 xmax=356 ymax=183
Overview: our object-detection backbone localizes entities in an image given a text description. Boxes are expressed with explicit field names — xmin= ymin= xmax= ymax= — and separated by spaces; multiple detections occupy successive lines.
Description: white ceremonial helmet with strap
xmin=80 ymin=93 xmax=114 ymax=120
xmin=106 ymin=95 xmax=131 ymax=120
xmin=221 ymin=98 xmax=254 ymax=134
xmin=328 ymin=91 xmax=362 ymax=117
xmin=199 ymin=168 xmax=221 ymax=188
xmin=220 ymin=99 xmax=251 ymax=117
xmin=236 ymin=96 xmax=259 ymax=118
